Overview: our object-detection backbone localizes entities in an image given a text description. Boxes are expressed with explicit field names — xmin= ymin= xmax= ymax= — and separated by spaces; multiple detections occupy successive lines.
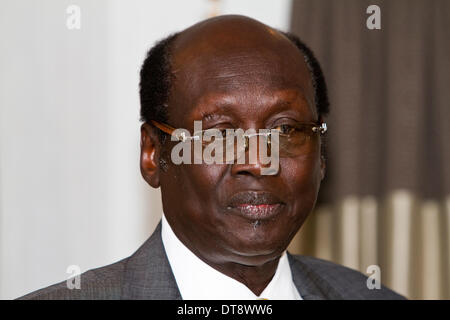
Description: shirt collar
xmin=161 ymin=213 xmax=302 ymax=300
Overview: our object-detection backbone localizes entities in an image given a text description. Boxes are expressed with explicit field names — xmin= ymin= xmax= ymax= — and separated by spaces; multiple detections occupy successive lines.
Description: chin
xmin=229 ymin=247 xmax=284 ymax=266
xmin=224 ymin=233 xmax=287 ymax=265
xmin=211 ymin=214 xmax=295 ymax=263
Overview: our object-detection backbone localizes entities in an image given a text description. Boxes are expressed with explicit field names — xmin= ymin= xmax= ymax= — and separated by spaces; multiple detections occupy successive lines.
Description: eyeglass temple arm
xmin=312 ymin=122 xmax=327 ymax=134
xmin=150 ymin=120 xmax=176 ymax=135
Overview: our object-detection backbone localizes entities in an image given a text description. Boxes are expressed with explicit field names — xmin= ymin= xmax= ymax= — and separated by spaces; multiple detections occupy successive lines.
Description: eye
xmin=208 ymin=124 xmax=234 ymax=137
xmin=202 ymin=127 xmax=229 ymax=140
xmin=272 ymin=124 xmax=296 ymax=135
xmin=216 ymin=128 xmax=227 ymax=138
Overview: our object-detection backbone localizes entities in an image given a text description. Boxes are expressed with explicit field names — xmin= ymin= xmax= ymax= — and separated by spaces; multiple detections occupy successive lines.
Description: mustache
xmin=227 ymin=191 xmax=284 ymax=207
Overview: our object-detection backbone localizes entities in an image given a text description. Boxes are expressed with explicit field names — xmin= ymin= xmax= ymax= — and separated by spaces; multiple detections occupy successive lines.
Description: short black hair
xmin=139 ymin=30 xmax=329 ymax=127
xmin=281 ymin=31 xmax=330 ymax=118
xmin=139 ymin=32 xmax=179 ymax=126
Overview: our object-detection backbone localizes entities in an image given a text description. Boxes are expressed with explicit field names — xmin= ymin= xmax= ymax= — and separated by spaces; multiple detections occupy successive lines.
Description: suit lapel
xmin=287 ymin=252 xmax=342 ymax=300
xmin=121 ymin=222 xmax=182 ymax=299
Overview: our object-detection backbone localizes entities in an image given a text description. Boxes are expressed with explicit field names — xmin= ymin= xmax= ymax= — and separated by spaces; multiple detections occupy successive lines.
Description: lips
xmin=227 ymin=191 xmax=284 ymax=220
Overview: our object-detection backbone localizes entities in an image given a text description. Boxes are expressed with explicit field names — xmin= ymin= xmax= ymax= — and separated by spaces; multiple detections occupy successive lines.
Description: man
xmin=19 ymin=15 xmax=404 ymax=300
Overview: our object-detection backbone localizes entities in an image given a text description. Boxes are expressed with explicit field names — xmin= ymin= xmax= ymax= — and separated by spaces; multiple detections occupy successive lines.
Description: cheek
xmin=162 ymin=163 xmax=225 ymax=212
xmin=160 ymin=163 xmax=228 ymax=246
xmin=281 ymin=155 xmax=322 ymax=213
xmin=185 ymin=164 xmax=225 ymax=197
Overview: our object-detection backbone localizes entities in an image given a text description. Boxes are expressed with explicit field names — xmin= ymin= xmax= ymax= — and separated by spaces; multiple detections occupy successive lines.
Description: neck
xmin=199 ymin=254 xmax=281 ymax=296
xmin=162 ymin=214 xmax=282 ymax=296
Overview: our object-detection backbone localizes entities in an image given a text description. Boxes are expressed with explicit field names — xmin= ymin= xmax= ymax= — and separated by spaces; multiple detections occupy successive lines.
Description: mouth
xmin=227 ymin=191 xmax=285 ymax=220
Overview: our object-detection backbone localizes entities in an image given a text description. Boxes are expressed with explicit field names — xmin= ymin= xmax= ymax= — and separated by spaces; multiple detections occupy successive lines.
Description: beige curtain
xmin=287 ymin=0 xmax=450 ymax=299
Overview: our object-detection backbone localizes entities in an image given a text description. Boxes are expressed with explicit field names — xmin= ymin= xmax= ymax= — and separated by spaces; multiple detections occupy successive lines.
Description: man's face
xmin=144 ymin=17 xmax=324 ymax=267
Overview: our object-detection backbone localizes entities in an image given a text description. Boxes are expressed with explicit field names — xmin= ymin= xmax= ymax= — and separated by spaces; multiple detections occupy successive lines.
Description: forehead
xmin=168 ymin=18 xmax=316 ymax=124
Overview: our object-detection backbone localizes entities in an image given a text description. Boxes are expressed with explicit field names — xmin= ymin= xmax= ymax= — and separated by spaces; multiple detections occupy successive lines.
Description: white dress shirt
xmin=161 ymin=213 xmax=302 ymax=300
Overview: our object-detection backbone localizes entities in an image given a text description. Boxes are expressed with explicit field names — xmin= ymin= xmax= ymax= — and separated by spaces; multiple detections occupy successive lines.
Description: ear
xmin=320 ymin=155 xmax=326 ymax=181
xmin=140 ymin=123 xmax=161 ymax=188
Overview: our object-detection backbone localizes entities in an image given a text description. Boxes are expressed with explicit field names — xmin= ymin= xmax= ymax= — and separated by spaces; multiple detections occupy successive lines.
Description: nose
xmin=230 ymin=136 xmax=267 ymax=177
xmin=231 ymin=159 xmax=264 ymax=177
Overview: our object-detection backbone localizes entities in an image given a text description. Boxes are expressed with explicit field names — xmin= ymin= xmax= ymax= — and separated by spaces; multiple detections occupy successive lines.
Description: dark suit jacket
xmin=18 ymin=222 xmax=405 ymax=300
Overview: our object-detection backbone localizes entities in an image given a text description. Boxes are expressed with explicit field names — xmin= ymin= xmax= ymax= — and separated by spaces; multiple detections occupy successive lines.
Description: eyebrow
xmin=200 ymin=112 xmax=227 ymax=122
xmin=197 ymin=103 xmax=237 ymax=121
xmin=189 ymin=88 xmax=313 ymax=122
xmin=194 ymin=100 xmax=310 ymax=125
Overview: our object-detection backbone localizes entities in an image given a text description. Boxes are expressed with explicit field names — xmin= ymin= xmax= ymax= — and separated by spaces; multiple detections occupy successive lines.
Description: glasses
xmin=150 ymin=119 xmax=327 ymax=162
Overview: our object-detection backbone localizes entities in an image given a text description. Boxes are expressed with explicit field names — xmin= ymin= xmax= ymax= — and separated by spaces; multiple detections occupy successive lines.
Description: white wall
xmin=0 ymin=0 xmax=292 ymax=299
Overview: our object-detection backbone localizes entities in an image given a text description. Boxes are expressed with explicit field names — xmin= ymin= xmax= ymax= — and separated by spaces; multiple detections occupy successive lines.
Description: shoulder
xmin=289 ymin=253 xmax=406 ymax=300
xmin=16 ymin=223 xmax=171 ymax=300
xmin=17 ymin=258 xmax=128 ymax=300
